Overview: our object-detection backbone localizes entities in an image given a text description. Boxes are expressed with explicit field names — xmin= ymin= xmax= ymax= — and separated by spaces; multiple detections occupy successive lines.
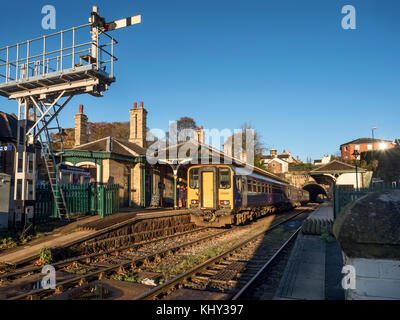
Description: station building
xmin=58 ymin=103 xmax=188 ymax=208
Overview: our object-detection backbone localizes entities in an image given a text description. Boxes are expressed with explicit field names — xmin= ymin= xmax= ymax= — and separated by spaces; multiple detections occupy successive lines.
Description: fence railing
xmin=35 ymin=183 xmax=119 ymax=222
xmin=0 ymin=23 xmax=117 ymax=84
xmin=334 ymin=183 xmax=400 ymax=218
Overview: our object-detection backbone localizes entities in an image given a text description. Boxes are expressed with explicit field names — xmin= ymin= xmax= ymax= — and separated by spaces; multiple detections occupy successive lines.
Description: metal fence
xmin=0 ymin=23 xmax=117 ymax=84
xmin=35 ymin=183 xmax=119 ymax=222
xmin=334 ymin=183 xmax=400 ymax=218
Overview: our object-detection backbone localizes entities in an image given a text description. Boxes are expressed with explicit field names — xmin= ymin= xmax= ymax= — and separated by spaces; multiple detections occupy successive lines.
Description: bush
xmin=39 ymin=247 xmax=53 ymax=264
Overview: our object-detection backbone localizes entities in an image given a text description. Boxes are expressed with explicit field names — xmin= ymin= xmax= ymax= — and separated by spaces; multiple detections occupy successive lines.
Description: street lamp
xmin=371 ymin=127 xmax=376 ymax=167
xmin=352 ymin=149 xmax=360 ymax=190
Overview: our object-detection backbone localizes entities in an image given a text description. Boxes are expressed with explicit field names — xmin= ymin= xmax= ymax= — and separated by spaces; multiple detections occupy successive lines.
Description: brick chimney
xmin=74 ymin=104 xmax=88 ymax=147
xmin=195 ymin=126 xmax=205 ymax=144
xmin=270 ymin=148 xmax=277 ymax=157
xmin=129 ymin=101 xmax=147 ymax=148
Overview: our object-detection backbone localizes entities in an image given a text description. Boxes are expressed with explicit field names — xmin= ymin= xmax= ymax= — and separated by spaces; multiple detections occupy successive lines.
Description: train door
xmin=201 ymin=171 xmax=214 ymax=208
xmin=199 ymin=167 xmax=218 ymax=209
xmin=242 ymin=176 xmax=248 ymax=207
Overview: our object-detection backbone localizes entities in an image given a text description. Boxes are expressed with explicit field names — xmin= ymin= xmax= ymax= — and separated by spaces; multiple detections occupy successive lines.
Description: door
xmin=202 ymin=171 xmax=214 ymax=208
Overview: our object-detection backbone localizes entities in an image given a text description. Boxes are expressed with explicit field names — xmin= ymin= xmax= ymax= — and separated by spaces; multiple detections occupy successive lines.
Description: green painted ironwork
xmin=35 ymin=185 xmax=55 ymax=223
xmin=334 ymin=183 xmax=400 ymax=218
xmin=36 ymin=183 xmax=119 ymax=220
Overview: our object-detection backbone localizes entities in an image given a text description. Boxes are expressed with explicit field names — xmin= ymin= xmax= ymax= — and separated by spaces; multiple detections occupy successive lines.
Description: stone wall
xmin=334 ymin=189 xmax=400 ymax=300
xmin=74 ymin=105 xmax=88 ymax=147
xmin=102 ymin=159 xmax=130 ymax=206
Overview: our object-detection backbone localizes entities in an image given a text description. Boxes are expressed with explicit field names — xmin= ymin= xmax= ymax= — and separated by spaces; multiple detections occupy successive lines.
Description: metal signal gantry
xmin=0 ymin=6 xmax=141 ymax=226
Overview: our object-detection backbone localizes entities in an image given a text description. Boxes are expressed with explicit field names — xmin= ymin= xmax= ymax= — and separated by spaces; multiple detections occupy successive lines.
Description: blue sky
xmin=0 ymin=0 xmax=399 ymax=161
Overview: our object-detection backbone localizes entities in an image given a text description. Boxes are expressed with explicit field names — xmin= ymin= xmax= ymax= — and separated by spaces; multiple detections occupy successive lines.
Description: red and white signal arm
xmin=104 ymin=15 xmax=141 ymax=31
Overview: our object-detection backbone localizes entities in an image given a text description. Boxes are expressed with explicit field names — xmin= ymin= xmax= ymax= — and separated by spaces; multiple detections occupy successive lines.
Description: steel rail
xmin=8 ymin=227 xmax=234 ymax=300
xmin=231 ymin=226 xmax=301 ymax=300
xmin=134 ymin=208 xmax=309 ymax=300
xmin=0 ymin=226 xmax=208 ymax=281
xmin=1 ymin=210 xmax=191 ymax=268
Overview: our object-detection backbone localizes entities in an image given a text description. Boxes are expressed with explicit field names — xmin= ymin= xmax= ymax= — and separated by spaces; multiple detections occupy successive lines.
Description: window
xmin=247 ymin=180 xmax=252 ymax=192
xmin=219 ymin=168 xmax=231 ymax=189
xmin=355 ymin=145 xmax=360 ymax=150
xmin=189 ymin=168 xmax=199 ymax=189
xmin=367 ymin=144 xmax=372 ymax=150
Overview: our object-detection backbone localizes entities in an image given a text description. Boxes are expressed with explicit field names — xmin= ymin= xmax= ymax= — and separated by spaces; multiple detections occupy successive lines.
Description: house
xmin=0 ymin=111 xmax=43 ymax=227
xmin=264 ymin=157 xmax=289 ymax=174
xmin=314 ymin=155 xmax=331 ymax=166
xmin=340 ymin=138 xmax=395 ymax=160
xmin=261 ymin=149 xmax=301 ymax=164
xmin=259 ymin=148 xmax=302 ymax=174
xmin=0 ymin=112 xmax=18 ymax=176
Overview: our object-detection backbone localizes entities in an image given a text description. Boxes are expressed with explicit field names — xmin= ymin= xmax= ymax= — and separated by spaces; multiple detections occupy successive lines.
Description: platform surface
xmin=275 ymin=233 xmax=326 ymax=300
xmin=274 ymin=202 xmax=344 ymax=300
xmin=307 ymin=201 xmax=334 ymax=221
xmin=0 ymin=208 xmax=188 ymax=265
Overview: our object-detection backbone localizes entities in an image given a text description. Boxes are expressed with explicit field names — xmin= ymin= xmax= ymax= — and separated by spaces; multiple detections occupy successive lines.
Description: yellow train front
xmin=187 ymin=164 xmax=309 ymax=227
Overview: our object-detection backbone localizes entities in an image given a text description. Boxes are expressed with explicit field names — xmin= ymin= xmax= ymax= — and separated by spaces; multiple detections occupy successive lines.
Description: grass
xmin=0 ymin=219 xmax=70 ymax=252
xmin=65 ymin=268 xmax=88 ymax=275
xmin=111 ymin=273 xmax=144 ymax=283
xmin=155 ymin=246 xmax=223 ymax=278
xmin=39 ymin=247 xmax=53 ymax=264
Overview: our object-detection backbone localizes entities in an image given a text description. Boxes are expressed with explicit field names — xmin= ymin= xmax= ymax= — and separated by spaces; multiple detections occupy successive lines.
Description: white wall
xmin=336 ymin=173 xmax=362 ymax=188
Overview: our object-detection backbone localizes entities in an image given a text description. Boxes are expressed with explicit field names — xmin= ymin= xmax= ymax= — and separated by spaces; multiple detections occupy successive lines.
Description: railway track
xmin=0 ymin=226 xmax=221 ymax=300
xmin=134 ymin=208 xmax=311 ymax=300
xmin=1 ymin=205 xmax=316 ymax=300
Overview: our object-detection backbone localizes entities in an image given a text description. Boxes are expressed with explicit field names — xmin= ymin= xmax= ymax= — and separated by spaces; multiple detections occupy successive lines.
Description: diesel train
xmin=187 ymin=164 xmax=309 ymax=227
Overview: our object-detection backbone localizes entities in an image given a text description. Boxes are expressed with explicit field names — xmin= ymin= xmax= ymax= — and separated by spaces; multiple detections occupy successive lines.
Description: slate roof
xmin=155 ymin=139 xmax=289 ymax=184
xmin=310 ymin=160 xmax=365 ymax=173
xmin=72 ymin=136 xmax=146 ymax=157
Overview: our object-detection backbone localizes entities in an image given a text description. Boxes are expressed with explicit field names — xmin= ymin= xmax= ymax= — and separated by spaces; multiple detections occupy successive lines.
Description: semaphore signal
xmin=0 ymin=6 xmax=141 ymax=227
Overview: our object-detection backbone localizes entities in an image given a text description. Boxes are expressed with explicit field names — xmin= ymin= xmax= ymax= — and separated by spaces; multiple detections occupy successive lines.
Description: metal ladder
xmin=36 ymin=105 xmax=69 ymax=220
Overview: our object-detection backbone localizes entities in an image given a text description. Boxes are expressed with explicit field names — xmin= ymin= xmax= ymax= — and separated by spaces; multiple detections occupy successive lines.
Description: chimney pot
xmin=133 ymin=102 xmax=137 ymax=109
xmin=196 ymin=126 xmax=199 ymax=130
xmin=79 ymin=104 xmax=83 ymax=114
xmin=201 ymin=125 xmax=203 ymax=129
xmin=140 ymin=101 xmax=144 ymax=108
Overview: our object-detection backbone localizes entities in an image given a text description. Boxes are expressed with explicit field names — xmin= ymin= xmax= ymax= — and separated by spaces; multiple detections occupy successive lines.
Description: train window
xmin=247 ymin=180 xmax=252 ymax=192
xmin=257 ymin=183 xmax=261 ymax=193
xmin=189 ymin=168 xmax=199 ymax=189
xmin=219 ymin=168 xmax=231 ymax=189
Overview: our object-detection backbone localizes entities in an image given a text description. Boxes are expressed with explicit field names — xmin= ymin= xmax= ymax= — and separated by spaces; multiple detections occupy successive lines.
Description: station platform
xmin=0 ymin=208 xmax=188 ymax=266
xmin=306 ymin=201 xmax=334 ymax=221
xmin=275 ymin=202 xmax=344 ymax=300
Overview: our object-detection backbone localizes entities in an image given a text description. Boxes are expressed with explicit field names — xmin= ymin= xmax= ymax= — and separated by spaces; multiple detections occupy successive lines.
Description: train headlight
xmin=191 ymin=200 xmax=199 ymax=204
xmin=220 ymin=200 xmax=230 ymax=205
